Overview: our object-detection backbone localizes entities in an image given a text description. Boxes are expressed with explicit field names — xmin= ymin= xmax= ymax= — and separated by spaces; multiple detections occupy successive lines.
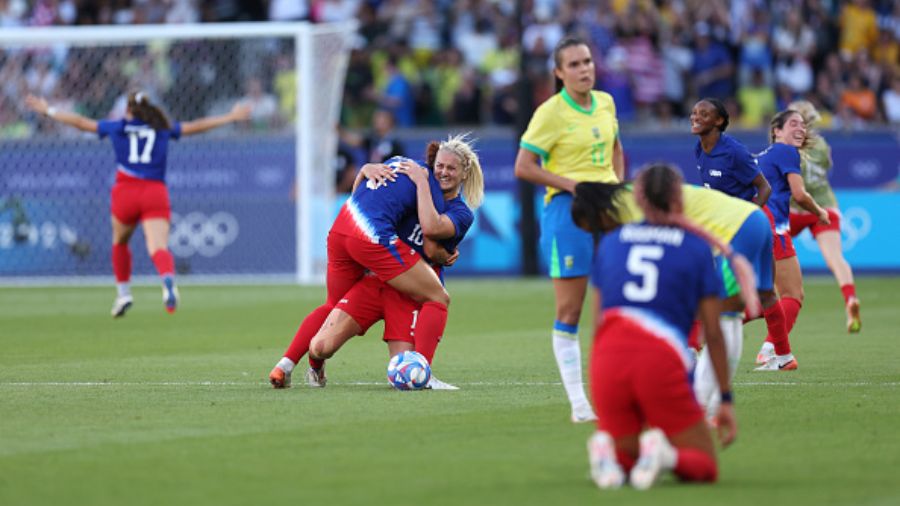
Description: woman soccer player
xmin=574 ymin=164 xmax=756 ymax=489
xmin=691 ymin=98 xmax=771 ymax=205
xmin=754 ymin=110 xmax=830 ymax=370
xmin=787 ymin=100 xmax=862 ymax=333
xmin=269 ymin=135 xmax=483 ymax=388
xmin=514 ymin=36 xmax=624 ymax=423
xmin=25 ymin=92 xmax=250 ymax=317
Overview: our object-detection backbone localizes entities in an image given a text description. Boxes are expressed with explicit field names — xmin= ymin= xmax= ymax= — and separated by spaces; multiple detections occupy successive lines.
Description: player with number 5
xmin=25 ymin=92 xmax=250 ymax=317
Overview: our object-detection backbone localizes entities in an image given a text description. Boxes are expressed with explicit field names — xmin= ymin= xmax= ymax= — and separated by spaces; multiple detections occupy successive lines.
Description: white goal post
xmin=0 ymin=21 xmax=357 ymax=285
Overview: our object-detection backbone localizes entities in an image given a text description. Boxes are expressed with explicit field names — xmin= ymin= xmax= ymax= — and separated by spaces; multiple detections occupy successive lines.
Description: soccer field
xmin=1 ymin=277 xmax=898 ymax=506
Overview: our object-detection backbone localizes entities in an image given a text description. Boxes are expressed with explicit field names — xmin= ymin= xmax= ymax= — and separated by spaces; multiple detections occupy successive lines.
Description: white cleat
xmin=305 ymin=367 xmax=327 ymax=387
xmin=755 ymin=345 xmax=775 ymax=365
xmin=425 ymin=376 xmax=460 ymax=390
xmin=571 ymin=402 xmax=598 ymax=424
xmin=162 ymin=281 xmax=179 ymax=314
xmin=630 ymin=429 xmax=676 ymax=490
xmin=588 ymin=431 xmax=625 ymax=489
xmin=111 ymin=295 xmax=133 ymax=318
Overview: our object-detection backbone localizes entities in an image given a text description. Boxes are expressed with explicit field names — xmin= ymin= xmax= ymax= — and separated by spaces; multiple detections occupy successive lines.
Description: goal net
xmin=0 ymin=21 xmax=356 ymax=285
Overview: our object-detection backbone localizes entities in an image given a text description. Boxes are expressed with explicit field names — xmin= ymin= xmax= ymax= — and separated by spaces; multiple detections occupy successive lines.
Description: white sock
xmin=759 ymin=341 xmax=775 ymax=354
xmin=116 ymin=283 xmax=131 ymax=298
xmin=721 ymin=315 xmax=743 ymax=380
xmin=277 ymin=356 xmax=295 ymax=374
xmin=552 ymin=331 xmax=591 ymax=411
xmin=692 ymin=347 xmax=717 ymax=419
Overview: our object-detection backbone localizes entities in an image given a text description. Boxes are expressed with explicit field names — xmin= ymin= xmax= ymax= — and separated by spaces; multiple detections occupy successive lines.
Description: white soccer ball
xmin=387 ymin=351 xmax=431 ymax=390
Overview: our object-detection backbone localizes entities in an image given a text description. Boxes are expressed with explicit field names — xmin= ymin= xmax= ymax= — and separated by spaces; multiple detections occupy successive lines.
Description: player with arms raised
xmin=25 ymin=92 xmax=250 ymax=317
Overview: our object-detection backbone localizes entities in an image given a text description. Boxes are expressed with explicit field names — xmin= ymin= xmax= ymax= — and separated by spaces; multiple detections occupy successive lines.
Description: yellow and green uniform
xmin=520 ymin=89 xmax=620 ymax=279
xmin=520 ymin=89 xmax=620 ymax=204
xmin=792 ymin=135 xmax=837 ymax=211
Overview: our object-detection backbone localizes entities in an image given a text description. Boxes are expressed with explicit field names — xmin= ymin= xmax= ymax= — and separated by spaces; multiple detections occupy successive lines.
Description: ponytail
xmin=634 ymin=164 xmax=762 ymax=318
xmin=128 ymin=91 xmax=171 ymax=131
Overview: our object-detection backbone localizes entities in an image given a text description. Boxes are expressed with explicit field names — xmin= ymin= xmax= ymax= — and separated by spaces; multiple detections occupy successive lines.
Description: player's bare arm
xmin=787 ymin=173 xmax=829 ymax=225
xmin=401 ymin=160 xmax=457 ymax=240
xmin=352 ymin=163 xmax=395 ymax=192
xmin=751 ymin=173 xmax=772 ymax=207
xmin=181 ymin=102 xmax=251 ymax=135
xmin=25 ymin=94 xmax=98 ymax=133
xmin=513 ymin=148 xmax=578 ymax=194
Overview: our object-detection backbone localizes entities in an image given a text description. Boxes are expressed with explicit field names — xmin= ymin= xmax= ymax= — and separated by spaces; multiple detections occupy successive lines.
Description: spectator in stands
xmin=242 ymin=77 xmax=280 ymax=130
xmin=738 ymin=67 xmax=777 ymax=129
xmin=379 ymin=54 xmax=415 ymax=127
xmin=840 ymin=0 xmax=879 ymax=59
xmin=840 ymin=73 xmax=879 ymax=124
xmin=882 ymin=74 xmax=900 ymax=124
xmin=691 ymin=22 xmax=734 ymax=101
xmin=340 ymin=108 xmax=404 ymax=164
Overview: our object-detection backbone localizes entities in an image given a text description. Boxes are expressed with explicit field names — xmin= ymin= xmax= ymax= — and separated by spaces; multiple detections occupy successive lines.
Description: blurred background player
xmin=574 ymin=164 xmax=754 ymax=489
xmin=514 ymin=36 xmax=624 ymax=424
xmin=691 ymin=97 xmax=771 ymax=206
xmin=24 ymin=92 xmax=250 ymax=317
xmin=268 ymin=138 xmax=471 ymax=388
xmin=754 ymin=109 xmax=830 ymax=370
xmin=787 ymin=100 xmax=862 ymax=333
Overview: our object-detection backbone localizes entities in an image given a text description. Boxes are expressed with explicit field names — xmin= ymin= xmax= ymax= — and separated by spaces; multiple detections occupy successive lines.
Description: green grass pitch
xmin=1 ymin=277 xmax=898 ymax=506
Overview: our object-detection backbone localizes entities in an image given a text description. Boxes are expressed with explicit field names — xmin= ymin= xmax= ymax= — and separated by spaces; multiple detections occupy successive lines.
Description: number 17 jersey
xmin=98 ymin=119 xmax=182 ymax=182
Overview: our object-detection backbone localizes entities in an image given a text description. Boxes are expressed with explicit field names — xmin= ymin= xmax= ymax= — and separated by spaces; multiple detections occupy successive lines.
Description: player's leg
xmin=111 ymin=216 xmax=137 ymax=317
xmin=305 ymin=308 xmax=364 ymax=387
xmin=553 ymin=276 xmax=595 ymax=422
xmin=757 ymin=247 xmax=801 ymax=371
xmin=815 ymin=221 xmax=861 ymax=332
xmin=384 ymin=258 xmax=450 ymax=368
xmin=142 ymin=218 xmax=178 ymax=313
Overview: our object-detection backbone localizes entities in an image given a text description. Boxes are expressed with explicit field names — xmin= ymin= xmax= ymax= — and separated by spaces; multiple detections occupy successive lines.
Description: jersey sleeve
xmin=733 ymin=142 xmax=761 ymax=184
xmin=444 ymin=201 xmax=474 ymax=243
xmin=519 ymin=100 xmax=560 ymax=161
xmin=778 ymin=144 xmax=802 ymax=177
xmin=170 ymin=121 xmax=182 ymax=140
xmin=96 ymin=119 xmax=122 ymax=140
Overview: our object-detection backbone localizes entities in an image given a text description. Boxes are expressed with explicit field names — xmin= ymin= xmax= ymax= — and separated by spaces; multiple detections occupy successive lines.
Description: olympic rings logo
xmin=797 ymin=207 xmax=871 ymax=252
xmin=169 ymin=211 xmax=239 ymax=258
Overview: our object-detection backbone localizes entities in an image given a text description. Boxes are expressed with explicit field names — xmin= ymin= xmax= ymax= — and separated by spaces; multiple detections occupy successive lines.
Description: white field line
xmin=0 ymin=380 xmax=897 ymax=387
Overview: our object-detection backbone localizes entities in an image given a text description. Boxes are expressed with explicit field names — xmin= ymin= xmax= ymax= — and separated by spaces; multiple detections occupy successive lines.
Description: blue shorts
xmin=540 ymin=193 xmax=595 ymax=278
xmin=716 ymin=209 xmax=774 ymax=297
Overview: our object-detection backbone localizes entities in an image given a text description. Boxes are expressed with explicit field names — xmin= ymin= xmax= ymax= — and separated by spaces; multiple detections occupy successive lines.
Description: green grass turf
xmin=1 ymin=277 xmax=898 ymax=506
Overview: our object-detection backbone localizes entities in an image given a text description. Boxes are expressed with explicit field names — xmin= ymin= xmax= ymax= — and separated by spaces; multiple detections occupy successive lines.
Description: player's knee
xmin=309 ymin=338 xmax=334 ymax=360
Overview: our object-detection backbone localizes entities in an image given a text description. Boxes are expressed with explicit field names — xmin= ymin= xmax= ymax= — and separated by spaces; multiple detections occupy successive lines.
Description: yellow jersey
xmin=520 ymin=89 xmax=620 ymax=203
xmin=613 ymin=185 xmax=757 ymax=244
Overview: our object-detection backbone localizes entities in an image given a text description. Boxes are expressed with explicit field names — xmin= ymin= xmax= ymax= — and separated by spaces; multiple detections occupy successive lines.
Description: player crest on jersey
xmin=592 ymin=127 xmax=600 ymax=139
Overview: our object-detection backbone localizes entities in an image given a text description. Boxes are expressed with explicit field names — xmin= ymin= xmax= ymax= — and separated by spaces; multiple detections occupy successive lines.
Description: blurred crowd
xmin=0 ymin=0 xmax=898 ymax=138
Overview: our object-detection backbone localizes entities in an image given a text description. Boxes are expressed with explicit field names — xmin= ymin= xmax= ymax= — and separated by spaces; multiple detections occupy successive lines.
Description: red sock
xmin=674 ymin=448 xmax=718 ymax=482
xmin=111 ymin=244 xmax=132 ymax=283
xmin=615 ymin=449 xmax=636 ymax=473
xmin=309 ymin=357 xmax=325 ymax=370
xmin=840 ymin=284 xmax=856 ymax=304
xmin=743 ymin=306 xmax=762 ymax=324
xmin=687 ymin=320 xmax=702 ymax=351
xmin=151 ymin=249 xmax=175 ymax=277
xmin=781 ymin=297 xmax=802 ymax=335
xmin=413 ymin=301 xmax=447 ymax=364
xmin=763 ymin=300 xmax=792 ymax=355
xmin=284 ymin=304 xmax=332 ymax=364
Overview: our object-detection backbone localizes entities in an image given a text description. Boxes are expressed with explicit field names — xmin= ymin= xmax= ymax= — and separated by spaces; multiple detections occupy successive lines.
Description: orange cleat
xmin=269 ymin=366 xmax=291 ymax=389
xmin=846 ymin=297 xmax=862 ymax=334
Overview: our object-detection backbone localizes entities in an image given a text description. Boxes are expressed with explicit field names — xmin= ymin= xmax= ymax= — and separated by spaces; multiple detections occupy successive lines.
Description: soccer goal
xmin=0 ymin=21 xmax=356 ymax=285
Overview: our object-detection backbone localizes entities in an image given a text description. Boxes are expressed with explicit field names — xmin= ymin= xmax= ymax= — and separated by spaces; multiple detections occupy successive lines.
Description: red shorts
xmin=335 ymin=274 xmax=418 ymax=344
xmin=590 ymin=314 xmax=704 ymax=439
xmin=325 ymin=231 xmax=420 ymax=306
xmin=763 ymin=206 xmax=796 ymax=260
xmin=110 ymin=173 xmax=170 ymax=225
xmin=789 ymin=208 xmax=841 ymax=238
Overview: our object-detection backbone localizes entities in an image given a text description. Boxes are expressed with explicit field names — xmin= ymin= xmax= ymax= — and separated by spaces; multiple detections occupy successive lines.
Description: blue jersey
xmin=695 ymin=133 xmax=760 ymax=201
xmin=591 ymin=223 xmax=722 ymax=365
xmin=337 ymin=156 xmax=445 ymax=245
xmin=756 ymin=143 xmax=801 ymax=234
xmin=97 ymin=119 xmax=182 ymax=182
xmin=397 ymin=195 xmax=474 ymax=282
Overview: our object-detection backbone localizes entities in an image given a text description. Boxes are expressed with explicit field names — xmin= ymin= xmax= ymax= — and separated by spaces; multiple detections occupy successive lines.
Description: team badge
xmin=592 ymin=127 xmax=600 ymax=139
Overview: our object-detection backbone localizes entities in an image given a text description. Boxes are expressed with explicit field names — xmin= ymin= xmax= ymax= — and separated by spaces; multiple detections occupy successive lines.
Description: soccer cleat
xmin=587 ymin=431 xmax=625 ymax=489
xmin=846 ymin=297 xmax=862 ymax=334
xmin=269 ymin=365 xmax=291 ymax=389
xmin=162 ymin=278 xmax=179 ymax=314
xmin=754 ymin=357 xmax=799 ymax=371
xmin=425 ymin=376 xmax=460 ymax=390
xmin=630 ymin=429 xmax=676 ymax=490
xmin=571 ymin=402 xmax=598 ymax=424
xmin=755 ymin=345 xmax=775 ymax=365
xmin=110 ymin=295 xmax=133 ymax=318
xmin=305 ymin=367 xmax=327 ymax=388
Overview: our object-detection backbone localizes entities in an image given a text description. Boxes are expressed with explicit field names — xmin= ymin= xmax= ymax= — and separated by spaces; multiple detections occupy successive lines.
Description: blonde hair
xmin=788 ymin=100 xmax=822 ymax=151
xmin=433 ymin=133 xmax=484 ymax=209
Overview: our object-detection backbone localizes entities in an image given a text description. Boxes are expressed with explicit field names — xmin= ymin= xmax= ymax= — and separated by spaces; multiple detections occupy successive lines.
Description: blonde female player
xmin=574 ymin=164 xmax=758 ymax=489
xmin=514 ymin=36 xmax=624 ymax=423
xmin=25 ymin=92 xmax=250 ymax=317
xmin=754 ymin=110 xmax=830 ymax=369
xmin=787 ymin=100 xmax=862 ymax=333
